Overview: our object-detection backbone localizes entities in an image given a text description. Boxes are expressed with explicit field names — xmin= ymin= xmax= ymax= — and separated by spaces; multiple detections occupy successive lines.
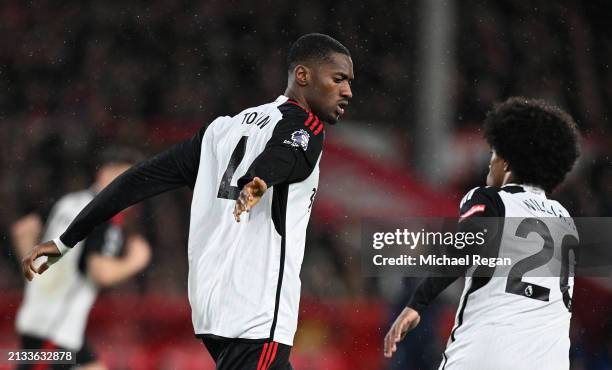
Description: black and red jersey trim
xmin=286 ymin=99 xmax=307 ymax=111
xmin=286 ymin=99 xmax=324 ymax=136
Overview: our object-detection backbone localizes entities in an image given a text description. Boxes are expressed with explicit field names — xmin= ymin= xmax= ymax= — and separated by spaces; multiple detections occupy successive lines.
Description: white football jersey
xmin=440 ymin=184 xmax=578 ymax=370
xmin=57 ymin=95 xmax=325 ymax=347
xmin=188 ymin=96 xmax=324 ymax=345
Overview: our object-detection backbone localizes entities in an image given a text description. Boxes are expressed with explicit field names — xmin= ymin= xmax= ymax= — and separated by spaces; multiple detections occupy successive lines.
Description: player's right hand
xmin=383 ymin=306 xmax=421 ymax=358
xmin=21 ymin=240 xmax=62 ymax=281
xmin=234 ymin=177 xmax=268 ymax=222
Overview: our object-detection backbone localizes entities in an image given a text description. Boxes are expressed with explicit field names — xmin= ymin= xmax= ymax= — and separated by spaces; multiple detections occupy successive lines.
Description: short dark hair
xmin=287 ymin=33 xmax=350 ymax=70
xmin=484 ymin=97 xmax=580 ymax=193
xmin=97 ymin=146 xmax=144 ymax=168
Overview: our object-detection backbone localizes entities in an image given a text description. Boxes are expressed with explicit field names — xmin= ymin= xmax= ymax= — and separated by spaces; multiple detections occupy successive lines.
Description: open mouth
xmin=336 ymin=102 xmax=348 ymax=116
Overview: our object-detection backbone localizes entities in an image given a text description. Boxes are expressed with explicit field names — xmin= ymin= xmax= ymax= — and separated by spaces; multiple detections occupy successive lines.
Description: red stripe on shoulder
xmin=286 ymin=99 xmax=307 ymax=112
xmin=284 ymin=99 xmax=323 ymax=134
xmin=313 ymin=122 xmax=324 ymax=135
xmin=459 ymin=204 xmax=486 ymax=220
xmin=304 ymin=112 xmax=314 ymax=127
xmin=309 ymin=117 xmax=319 ymax=130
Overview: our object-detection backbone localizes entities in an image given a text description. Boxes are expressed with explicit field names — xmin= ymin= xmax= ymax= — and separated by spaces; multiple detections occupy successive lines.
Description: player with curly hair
xmin=385 ymin=97 xmax=580 ymax=370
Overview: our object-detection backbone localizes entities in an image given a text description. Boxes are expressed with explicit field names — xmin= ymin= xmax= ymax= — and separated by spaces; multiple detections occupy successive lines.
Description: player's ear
xmin=293 ymin=65 xmax=310 ymax=87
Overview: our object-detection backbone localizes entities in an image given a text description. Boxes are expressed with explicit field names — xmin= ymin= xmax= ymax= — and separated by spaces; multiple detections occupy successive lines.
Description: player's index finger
xmin=384 ymin=340 xmax=393 ymax=357
xmin=23 ymin=260 xmax=33 ymax=280
xmin=26 ymin=251 xmax=36 ymax=269
xmin=384 ymin=331 xmax=394 ymax=348
xmin=384 ymin=329 xmax=392 ymax=342
xmin=384 ymin=339 xmax=391 ymax=353
xmin=30 ymin=258 xmax=40 ymax=275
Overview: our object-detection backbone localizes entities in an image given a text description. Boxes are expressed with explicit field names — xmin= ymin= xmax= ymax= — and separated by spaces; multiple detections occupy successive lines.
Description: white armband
xmin=52 ymin=237 xmax=72 ymax=255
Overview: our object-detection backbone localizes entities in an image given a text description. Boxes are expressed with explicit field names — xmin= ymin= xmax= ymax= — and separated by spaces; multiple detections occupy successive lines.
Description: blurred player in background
xmin=12 ymin=147 xmax=151 ymax=370
xmin=21 ymin=33 xmax=353 ymax=369
xmin=384 ymin=97 xmax=580 ymax=370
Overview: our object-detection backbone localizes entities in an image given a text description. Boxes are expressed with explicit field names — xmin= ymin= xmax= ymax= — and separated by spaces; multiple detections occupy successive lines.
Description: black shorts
xmin=16 ymin=334 xmax=97 ymax=370
xmin=202 ymin=336 xmax=293 ymax=370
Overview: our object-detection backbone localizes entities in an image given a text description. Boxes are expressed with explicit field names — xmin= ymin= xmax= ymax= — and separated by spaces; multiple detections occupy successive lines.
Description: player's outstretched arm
xmin=58 ymin=126 xmax=207 ymax=250
xmin=234 ymin=177 xmax=268 ymax=222
xmin=21 ymin=240 xmax=63 ymax=281
xmin=383 ymin=306 xmax=421 ymax=358
xmin=20 ymin=127 xmax=205 ymax=282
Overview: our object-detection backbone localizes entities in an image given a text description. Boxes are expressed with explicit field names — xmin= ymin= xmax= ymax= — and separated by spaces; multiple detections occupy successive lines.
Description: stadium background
xmin=1 ymin=1 xmax=611 ymax=369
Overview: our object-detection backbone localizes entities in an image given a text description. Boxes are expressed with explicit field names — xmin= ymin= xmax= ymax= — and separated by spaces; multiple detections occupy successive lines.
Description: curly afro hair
xmin=484 ymin=97 xmax=580 ymax=193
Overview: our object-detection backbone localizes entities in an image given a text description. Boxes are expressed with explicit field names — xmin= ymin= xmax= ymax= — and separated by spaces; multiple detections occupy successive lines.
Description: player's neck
xmin=90 ymin=183 xmax=102 ymax=195
xmin=501 ymin=172 xmax=515 ymax=187
xmin=283 ymin=87 xmax=311 ymax=112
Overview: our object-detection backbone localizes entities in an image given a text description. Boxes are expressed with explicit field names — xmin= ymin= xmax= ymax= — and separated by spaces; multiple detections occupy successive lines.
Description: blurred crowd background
xmin=1 ymin=0 xmax=611 ymax=369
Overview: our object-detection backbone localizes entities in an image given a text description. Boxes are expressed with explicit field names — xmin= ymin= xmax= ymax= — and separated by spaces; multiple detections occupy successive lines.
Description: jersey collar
xmin=275 ymin=95 xmax=289 ymax=104
xmin=503 ymin=183 xmax=547 ymax=198
xmin=278 ymin=95 xmax=311 ymax=113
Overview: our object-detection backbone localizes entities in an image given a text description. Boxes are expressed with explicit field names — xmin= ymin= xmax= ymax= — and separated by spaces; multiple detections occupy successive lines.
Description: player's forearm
xmin=238 ymin=144 xmax=320 ymax=189
xmin=407 ymin=276 xmax=459 ymax=313
xmin=238 ymin=146 xmax=299 ymax=188
xmin=406 ymin=209 xmax=497 ymax=312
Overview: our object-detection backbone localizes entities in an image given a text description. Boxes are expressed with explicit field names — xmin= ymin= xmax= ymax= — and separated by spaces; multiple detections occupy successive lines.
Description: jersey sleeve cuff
xmin=52 ymin=237 xmax=72 ymax=255
xmin=406 ymin=302 xmax=426 ymax=314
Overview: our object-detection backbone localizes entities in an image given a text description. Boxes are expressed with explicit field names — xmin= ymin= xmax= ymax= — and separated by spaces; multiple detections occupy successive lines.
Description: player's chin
xmin=325 ymin=112 xmax=340 ymax=125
